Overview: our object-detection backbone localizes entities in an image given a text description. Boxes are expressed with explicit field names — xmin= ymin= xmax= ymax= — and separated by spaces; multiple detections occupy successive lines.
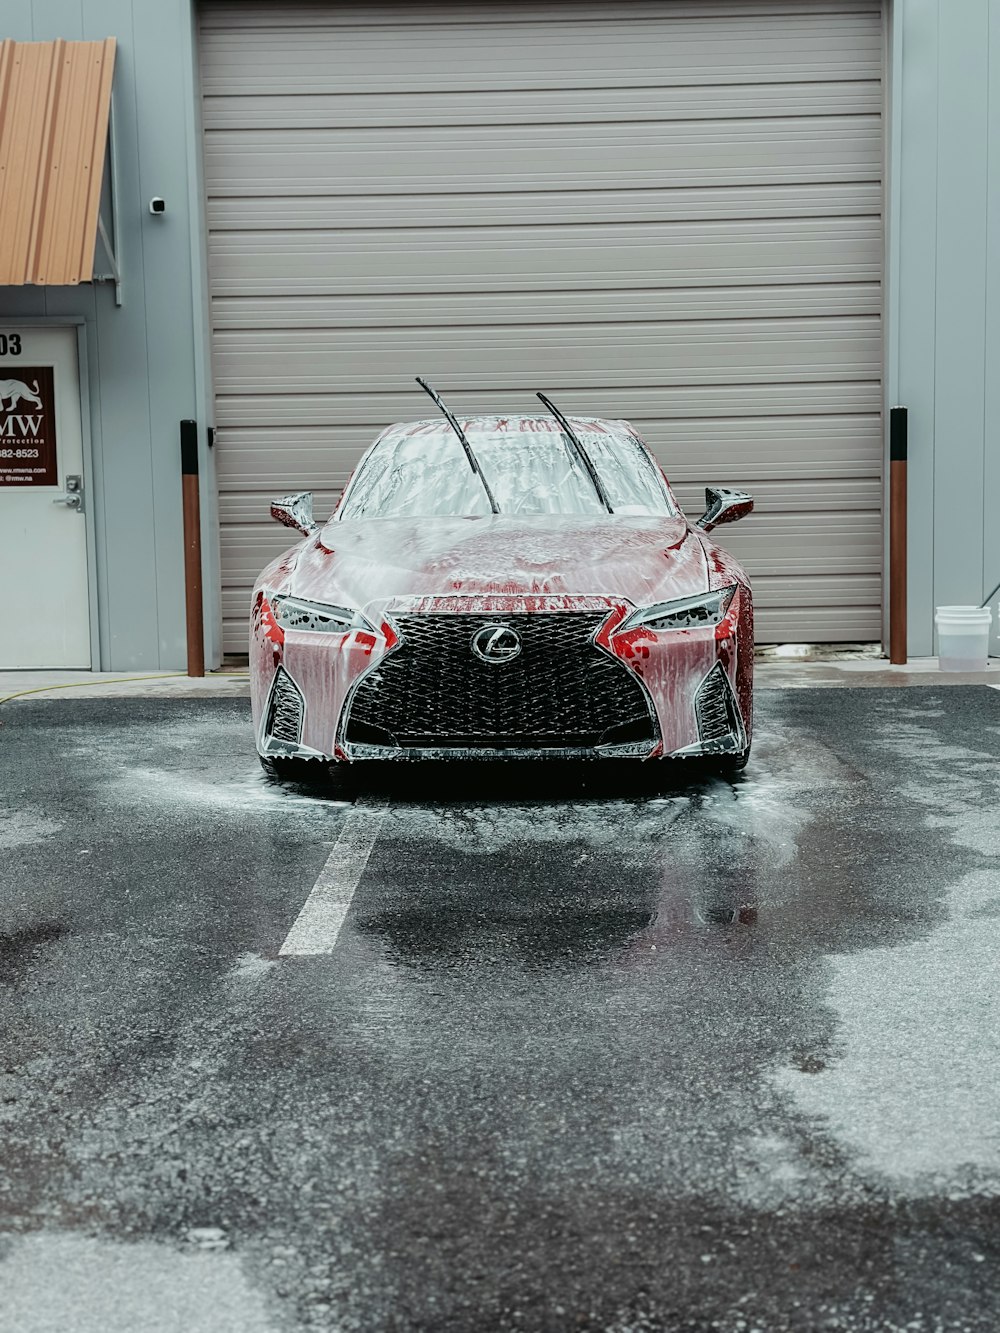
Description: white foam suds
xmin=775 ymin=710 xmax=1000 ymax=1186
xmin=0 ymin=1233 xmax=276 ymax=1332
xmin=0 ymin=809 xmax=62 ymax=848
xmin=225 ymin=951 xmax=279 ymax=981
xmin=107 ymin=765 xmax=350 ymax=814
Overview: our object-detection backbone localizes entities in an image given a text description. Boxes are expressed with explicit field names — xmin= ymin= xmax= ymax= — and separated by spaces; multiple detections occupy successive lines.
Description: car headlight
xmin=620 ymin=586 xmax=736 ymax=631
xmin=270 ymin=594 xmax=372 ymax=634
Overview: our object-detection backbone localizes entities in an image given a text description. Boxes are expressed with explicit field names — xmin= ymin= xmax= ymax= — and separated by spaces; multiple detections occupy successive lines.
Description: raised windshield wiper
xmin=415 ymin=377 xmax=500 ymax=515
xmin=536 ymin=391 xmax=614 ymax=514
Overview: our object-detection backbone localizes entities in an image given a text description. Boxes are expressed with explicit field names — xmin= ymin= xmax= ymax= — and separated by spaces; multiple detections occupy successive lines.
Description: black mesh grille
xmin=345 ymin=613 xmax=655 ymax=750
xmin=266 ymin=667 xmax=304 ymax=744
xmin=694 ymin=663 xmax=739 ymax=742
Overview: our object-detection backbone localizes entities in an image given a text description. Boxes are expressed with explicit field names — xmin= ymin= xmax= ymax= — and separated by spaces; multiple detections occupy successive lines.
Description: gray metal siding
xmin=884 ymin=0 xmax=1000 ymax=657
xmin=7 ymin=0 xmax=215 ymax=671
xmin=200 ymin=0 xmax=884 ymax=651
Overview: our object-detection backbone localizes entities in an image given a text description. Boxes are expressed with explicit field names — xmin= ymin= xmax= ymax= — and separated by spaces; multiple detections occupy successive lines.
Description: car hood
xmin=287 ymin=514 xmax=708 ymax=610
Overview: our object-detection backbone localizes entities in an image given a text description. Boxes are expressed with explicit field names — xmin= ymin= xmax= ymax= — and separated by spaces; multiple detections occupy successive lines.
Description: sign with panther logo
xmin=0 ymin=365 xmax=57 ymax=486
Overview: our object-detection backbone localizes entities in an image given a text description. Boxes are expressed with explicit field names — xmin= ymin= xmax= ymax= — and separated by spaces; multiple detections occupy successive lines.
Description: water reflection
xmin=343 ymin=760 xmax=770 ymax=970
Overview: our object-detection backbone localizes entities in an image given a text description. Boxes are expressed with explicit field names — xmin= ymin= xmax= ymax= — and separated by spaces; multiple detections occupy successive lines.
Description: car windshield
xmin=337 ymin=427 xmax=676 ymax=519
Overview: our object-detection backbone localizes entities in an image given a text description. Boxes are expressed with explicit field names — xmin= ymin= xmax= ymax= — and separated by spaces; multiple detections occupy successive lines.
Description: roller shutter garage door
xmin=199 ymin=0 xmax=883 ymax=653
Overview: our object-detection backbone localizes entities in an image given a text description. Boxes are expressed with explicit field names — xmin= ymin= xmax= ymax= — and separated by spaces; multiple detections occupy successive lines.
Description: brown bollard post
xmin=180 ymin=419 xmax=205 ymax=677
xmin=889 ymin=406 xmax=908 ymax=665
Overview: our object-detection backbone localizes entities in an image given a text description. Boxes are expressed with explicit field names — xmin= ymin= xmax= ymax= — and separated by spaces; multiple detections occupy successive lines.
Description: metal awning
xmin=0 ymin=38 xmax=117 ymax=289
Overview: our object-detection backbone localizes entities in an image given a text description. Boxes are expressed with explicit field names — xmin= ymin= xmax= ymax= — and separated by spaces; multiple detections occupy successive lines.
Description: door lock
xmin=53 ymin=474 xmax=84 ymax=513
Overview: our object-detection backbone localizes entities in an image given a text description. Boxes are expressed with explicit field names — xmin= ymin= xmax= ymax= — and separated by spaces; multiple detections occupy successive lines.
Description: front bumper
xmin=252 ymin=594 xmax=751 ymax=763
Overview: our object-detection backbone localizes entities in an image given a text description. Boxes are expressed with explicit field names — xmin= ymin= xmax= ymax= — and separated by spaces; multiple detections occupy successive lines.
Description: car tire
xmin=715 ymin=747 xmax=750 ymax=776
xmin=259 ymin=755 xmax=354 ymax=792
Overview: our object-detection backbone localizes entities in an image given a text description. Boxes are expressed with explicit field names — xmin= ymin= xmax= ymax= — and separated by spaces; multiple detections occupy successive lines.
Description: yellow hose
xmin=0 ymin=671 xmax=249 ymax=706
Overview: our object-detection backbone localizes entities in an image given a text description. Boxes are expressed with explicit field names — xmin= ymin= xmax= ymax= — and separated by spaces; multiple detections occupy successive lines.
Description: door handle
xmin=52 ymin=474 xmax=84 ymax=513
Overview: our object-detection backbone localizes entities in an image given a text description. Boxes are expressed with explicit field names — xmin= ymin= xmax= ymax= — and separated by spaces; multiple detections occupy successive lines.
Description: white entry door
xmin=0 ymin=326 xmax=91 ymax=668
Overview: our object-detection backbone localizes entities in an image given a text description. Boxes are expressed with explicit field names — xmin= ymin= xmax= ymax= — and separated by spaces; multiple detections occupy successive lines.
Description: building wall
xmin=888 ymin=0 xmax=1000 ymax=655
xmin=5 ymin=0 xmax=1000 ymax=664
xmin=0 ymin=0 xmax=217 ymax=670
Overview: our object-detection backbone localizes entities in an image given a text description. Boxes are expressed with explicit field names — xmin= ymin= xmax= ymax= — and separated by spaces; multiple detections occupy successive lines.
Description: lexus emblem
xmin=471 ymin=623 xmax=522 ymax=664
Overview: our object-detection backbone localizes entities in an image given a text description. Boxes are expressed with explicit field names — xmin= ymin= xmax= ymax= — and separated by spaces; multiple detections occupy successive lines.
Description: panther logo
xmin=0 ymin=378 xmax=43 ymax=412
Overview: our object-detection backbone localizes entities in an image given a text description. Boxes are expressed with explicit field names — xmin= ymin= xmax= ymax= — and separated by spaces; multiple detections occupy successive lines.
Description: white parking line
xmin=279 ymin=798 xmax=389 ymax=956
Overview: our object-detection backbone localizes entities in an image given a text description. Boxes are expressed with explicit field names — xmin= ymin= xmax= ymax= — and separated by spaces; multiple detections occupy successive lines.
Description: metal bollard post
xmin=180 ymin=419 xmax=205 ymax=678
xmin=889 ymin=406 xmax=907 ymax=665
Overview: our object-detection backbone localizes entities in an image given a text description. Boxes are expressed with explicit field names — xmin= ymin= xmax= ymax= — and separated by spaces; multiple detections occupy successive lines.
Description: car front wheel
xmin=715 ymin=746 xmax=750 ymax=776
xmin=259 ymin=754 xmax=355 ymax=792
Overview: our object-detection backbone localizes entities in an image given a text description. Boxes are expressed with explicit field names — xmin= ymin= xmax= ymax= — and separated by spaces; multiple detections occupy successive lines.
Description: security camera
xmin=149 ymin=197 xmax=166 ymax=216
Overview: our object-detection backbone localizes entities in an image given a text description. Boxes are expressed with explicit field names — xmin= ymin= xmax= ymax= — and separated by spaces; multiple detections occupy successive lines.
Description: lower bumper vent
xmin=694 ymin=662 xmax=742 ymax=744
xmin=265 ymin=666 xmax=304 ymax=746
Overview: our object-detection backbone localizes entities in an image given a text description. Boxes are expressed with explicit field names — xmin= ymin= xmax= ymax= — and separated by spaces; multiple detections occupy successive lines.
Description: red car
xmin=251 ymin=384 xmax=753 ymax=779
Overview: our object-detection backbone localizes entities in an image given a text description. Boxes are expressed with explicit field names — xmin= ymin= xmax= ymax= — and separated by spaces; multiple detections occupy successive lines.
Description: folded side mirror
xmin=271 ymin=491 xmax=318 ymax=536
xmin=695 ymin=487 xmax=753 ymax=533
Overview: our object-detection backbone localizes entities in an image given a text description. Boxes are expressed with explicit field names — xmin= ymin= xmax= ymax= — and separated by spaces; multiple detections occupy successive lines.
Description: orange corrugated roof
xmin=0 ymin=38 xmax=116 ymax=285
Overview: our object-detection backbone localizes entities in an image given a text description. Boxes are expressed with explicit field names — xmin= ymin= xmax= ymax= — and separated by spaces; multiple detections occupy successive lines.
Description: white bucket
xmin=934 ymin=605 xmax=993 ymax=672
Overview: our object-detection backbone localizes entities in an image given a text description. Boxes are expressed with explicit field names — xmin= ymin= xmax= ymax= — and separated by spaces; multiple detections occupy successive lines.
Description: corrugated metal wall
xmin=199 ymin=0 xmax=883 ymax=652
xmin=0 ymin=39 xmax=116 ymax=286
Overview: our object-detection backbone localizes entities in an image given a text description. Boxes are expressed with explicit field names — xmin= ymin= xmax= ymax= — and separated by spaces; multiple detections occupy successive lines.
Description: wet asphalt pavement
xmin=1 ymin=688 xmax=1000 ymax=1332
